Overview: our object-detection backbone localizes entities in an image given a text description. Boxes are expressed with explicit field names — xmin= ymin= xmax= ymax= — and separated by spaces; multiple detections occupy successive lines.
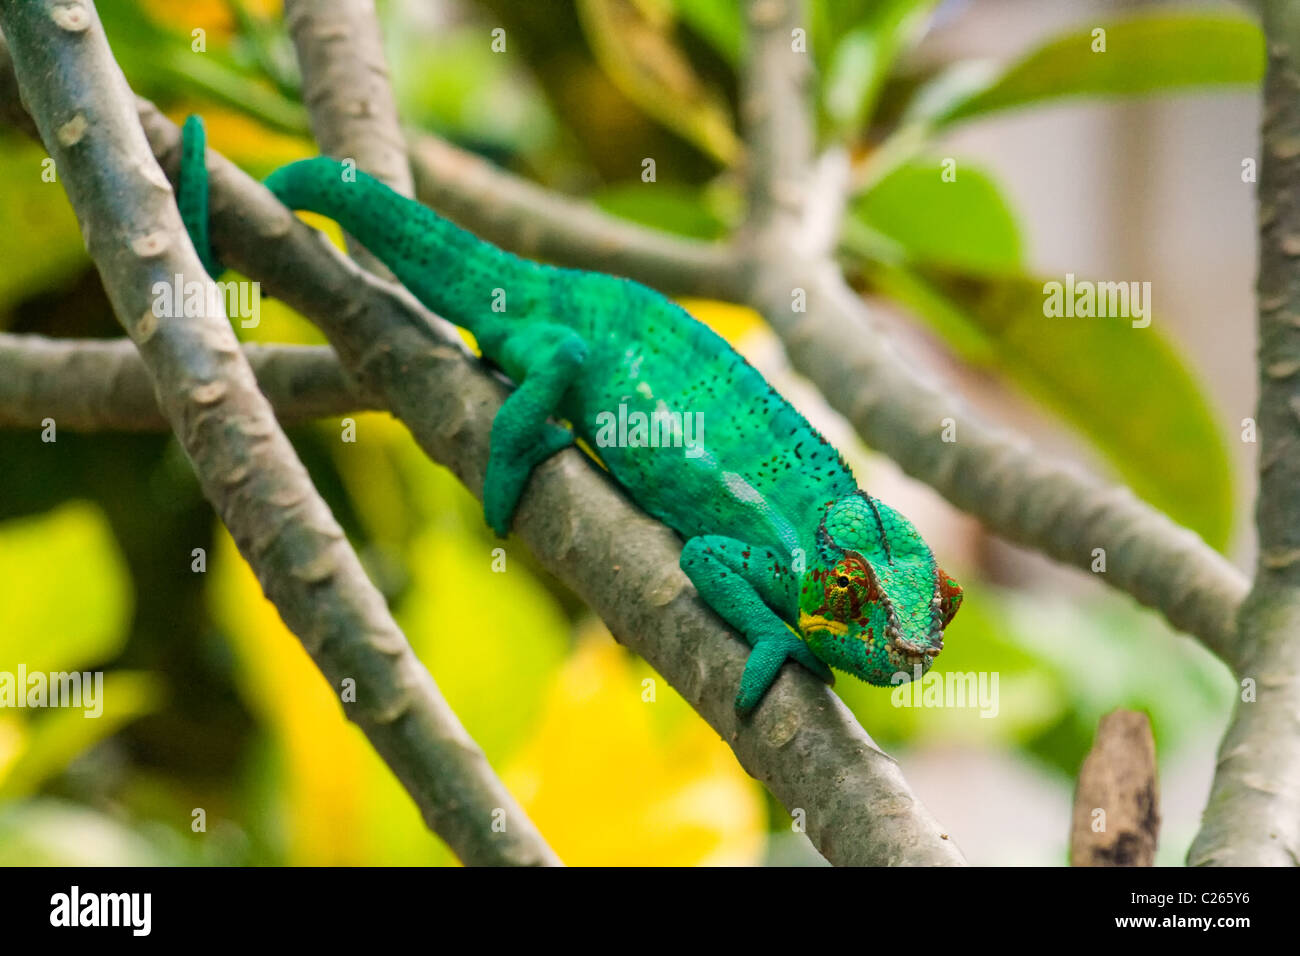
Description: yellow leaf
xmin=505 ymin=625 xmax=766 ymax=866
xmin=677 ymin=297 xmax=766 ymax=345
xmin=577 ymin=0 xmax=742 ymax=164
xmin=208 ymin=527 xmax=450 ymax=865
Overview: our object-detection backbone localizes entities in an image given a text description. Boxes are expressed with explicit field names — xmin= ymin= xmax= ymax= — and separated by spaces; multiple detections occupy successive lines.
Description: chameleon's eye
xmin=836 ymin=575 xmax=850 ymax=586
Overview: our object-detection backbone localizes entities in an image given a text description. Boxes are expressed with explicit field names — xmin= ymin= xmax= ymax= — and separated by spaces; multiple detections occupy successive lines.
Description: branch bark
xmin=1069 ymin=710 xmax=1160 ymax=867
xmin=0 ymin=334 xmax=378 ymax=430
xmin=0 ymin=0 xmax=559 ymax=867
xmin=283 ymin=0 xmax=412 ymax=275
xmin=1189 ymin=1 xmax=1300 ymax=866
xmin=406 ymin=132 xmax=746 ymax=300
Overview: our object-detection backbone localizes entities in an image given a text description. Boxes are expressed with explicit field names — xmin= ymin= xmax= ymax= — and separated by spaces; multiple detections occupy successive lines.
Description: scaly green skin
xmin=179 ymin=117 xmax=962 ymax=713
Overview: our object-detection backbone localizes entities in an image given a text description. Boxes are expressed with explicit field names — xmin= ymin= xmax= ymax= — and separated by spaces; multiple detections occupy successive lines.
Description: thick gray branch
xmin=0 ymin=0 xmax=558 ymax=867
xmin=1189 ymin=2 xmax=1300 ymax=866
xmin=0 ymin=334 xmax=379 ymax=430
xmin=134 ymin=95 xmax=964 ymax=866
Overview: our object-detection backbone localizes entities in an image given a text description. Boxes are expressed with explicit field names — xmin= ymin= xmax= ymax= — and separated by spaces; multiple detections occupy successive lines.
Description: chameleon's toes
xmin=482 ymin=425 xmax=576 ymax=537
xmin=733 ymin=685 xmax=762 ymax=717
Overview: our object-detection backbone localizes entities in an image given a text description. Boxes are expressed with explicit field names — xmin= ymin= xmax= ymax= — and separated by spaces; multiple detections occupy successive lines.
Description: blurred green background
xmin=0 ymin=0 xmax=1263 ymax=864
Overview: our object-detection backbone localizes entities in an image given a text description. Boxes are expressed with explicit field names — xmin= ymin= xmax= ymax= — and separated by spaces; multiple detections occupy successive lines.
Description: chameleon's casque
xmin=178 ymin=116 xmax=961 ymax=713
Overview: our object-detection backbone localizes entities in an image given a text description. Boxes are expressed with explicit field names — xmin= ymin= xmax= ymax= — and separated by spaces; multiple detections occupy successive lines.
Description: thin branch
xmin=0 ymin=0 xmax=559 ymax=867
xmin=733 ymin=0 xmax=1246 ymax=662
xmin=1189 ymin=1 xmax=1300 ymax=866
xmin=0 ymin=334 xmax=378 ymax=430
xmin=740 ymin=0 xmax=816 ymax=238
xmin=755 ymin=264 xmax=1248 ymax=662
xmin=283 ymin=0 xmax=412 ymax=275
xmin=126 ymin=89 xmax=963 ymax=864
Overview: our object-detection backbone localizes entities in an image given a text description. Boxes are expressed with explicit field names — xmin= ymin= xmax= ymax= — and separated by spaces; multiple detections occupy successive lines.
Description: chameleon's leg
xmin=680 ymin=535 xmax=833 ymax=714
xmin=476 ymin=320 xmax=587 ymax=536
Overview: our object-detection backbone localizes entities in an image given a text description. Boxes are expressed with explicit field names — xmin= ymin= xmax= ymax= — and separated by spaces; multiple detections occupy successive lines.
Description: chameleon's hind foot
xmin=479 ymin=322 xmax=587 ymax=536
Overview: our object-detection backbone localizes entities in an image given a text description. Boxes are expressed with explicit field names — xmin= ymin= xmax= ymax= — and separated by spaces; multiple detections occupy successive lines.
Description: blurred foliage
xmin=0 ymin=0 xmax=1262 ymax=865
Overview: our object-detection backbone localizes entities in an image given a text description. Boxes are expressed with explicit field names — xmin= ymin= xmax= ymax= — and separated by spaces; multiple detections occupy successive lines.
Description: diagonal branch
xmin=1189 ymin=0 xmax=1300 ymax=866
xmin=0 ymin=0 xmax=559 ymax=867
xmin=0 ymin=334 xmax=378 ymax=430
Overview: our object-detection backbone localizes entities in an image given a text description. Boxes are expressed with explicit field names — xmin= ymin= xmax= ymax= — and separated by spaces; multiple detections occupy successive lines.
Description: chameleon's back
xmin=261 ymin=157 xmax=859 ymax=554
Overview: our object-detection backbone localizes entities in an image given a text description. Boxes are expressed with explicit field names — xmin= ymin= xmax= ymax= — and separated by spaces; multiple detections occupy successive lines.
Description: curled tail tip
xmin=177 ymin=113 xmax=224 ymax=279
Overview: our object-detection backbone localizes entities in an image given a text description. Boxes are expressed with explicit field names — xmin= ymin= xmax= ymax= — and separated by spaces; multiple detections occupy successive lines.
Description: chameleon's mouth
xmin=798 ymin=612 xmax=848 ymax=637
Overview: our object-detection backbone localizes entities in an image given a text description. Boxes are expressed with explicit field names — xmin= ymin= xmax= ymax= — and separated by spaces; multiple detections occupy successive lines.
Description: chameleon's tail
xmin=177 ymin=115 xmax=545 ymax=332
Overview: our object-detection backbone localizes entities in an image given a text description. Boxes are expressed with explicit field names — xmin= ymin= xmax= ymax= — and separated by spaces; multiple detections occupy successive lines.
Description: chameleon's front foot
xmin=735 ymin=632 xmax=835 ymax=715
xmin=483 ymin=423 xmax=576 ymax=537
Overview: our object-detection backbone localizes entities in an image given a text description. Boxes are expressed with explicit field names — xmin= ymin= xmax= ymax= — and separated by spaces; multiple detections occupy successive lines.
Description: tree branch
xmin=0 ymin=0 xmax=559 ymax=867
xmin=1189 ymin=0 xmax=1300 ymax=866
xmin=732 ymin=0 xmax=1246 ymax=663
xmin=755 ymin=264 xmax=1248 ymax=662
xmin=283 ymin=0 xmax=412 ymax=275
xmin=406 ymin=132 xmax=746 ymax=300
xmin=0 ymin=334 xmax=378 ymax=430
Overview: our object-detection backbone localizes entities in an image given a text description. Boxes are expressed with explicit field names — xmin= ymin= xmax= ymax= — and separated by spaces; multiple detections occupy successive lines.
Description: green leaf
xmin=0 ymin=800 xmax=174 ymax=866
xmin=819 ymin=0 xmax=939 ymax=135
xmin=576 ymin=0 xmax=742 ymax=165
xmin=0 ymin=135 xmax=87 ymax=318
xmin=97 ymin=0 xmax=308 ymax=134
xmin=671 ymin=0 xmax=744 ymax=63
xmin=0 ymin=502 xmax=133 ymax=675
xmin=0 ymin=673 xmax=164 ymax=800
xmin=850 ymin=157 xmax=1022 ymax=274
xmin=911 ymin=11 xmax=1264 ymax=128
xmin=869 ymin=266 xmax=1234 ymax=548
xmin=592 ymin=182 xmax=728 ymax=239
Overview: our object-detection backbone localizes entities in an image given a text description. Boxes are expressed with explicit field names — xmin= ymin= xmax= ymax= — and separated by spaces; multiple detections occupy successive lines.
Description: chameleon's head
xmin=799 ymin=492 xmax=961 ymax=686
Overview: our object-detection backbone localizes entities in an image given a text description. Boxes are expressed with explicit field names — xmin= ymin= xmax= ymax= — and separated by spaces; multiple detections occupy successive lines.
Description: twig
xmin=1069 ymin=710 xmax=1160 ymax=867
xmin=283 ymin=0 xmax=411 ymax=275
xmin=0 ymin=0 xmax=559 ymax=867
xmin=0 ymin=334 xmax=379 ymax=430
xmin=1189 ymin=0 xmax=1300 ymax=866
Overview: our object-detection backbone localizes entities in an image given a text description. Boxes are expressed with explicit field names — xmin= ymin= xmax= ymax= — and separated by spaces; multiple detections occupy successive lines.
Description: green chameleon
xmin=178 ymin=116 xmax=962 ymax=714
